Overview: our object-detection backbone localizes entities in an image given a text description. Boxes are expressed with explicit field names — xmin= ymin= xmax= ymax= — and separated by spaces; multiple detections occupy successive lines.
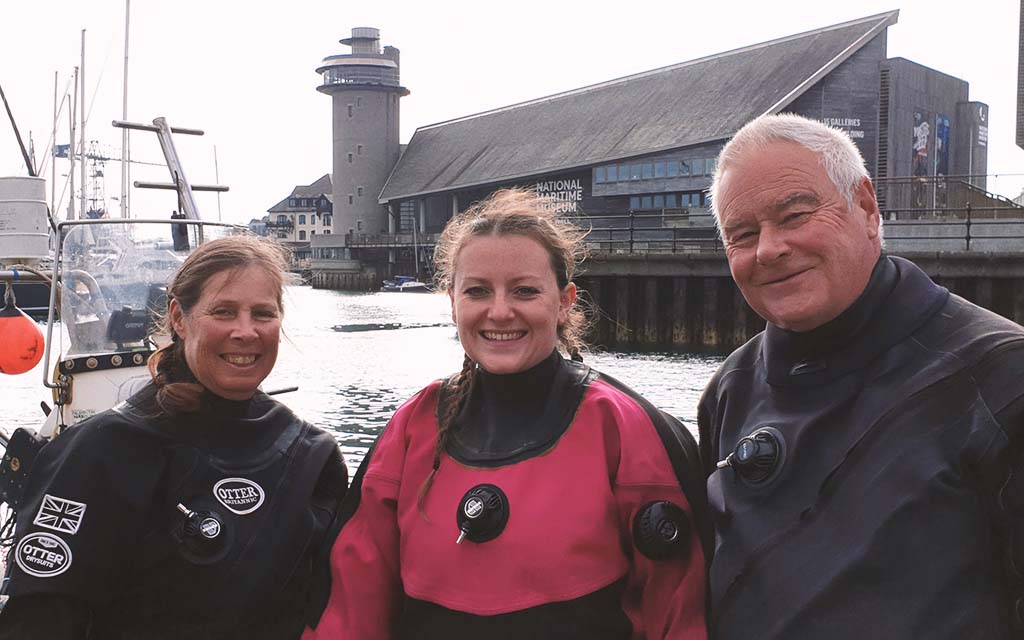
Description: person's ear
xmin=856 ymin=178 xmax=881 ymax=241
xmin=558 ymin=283 xmax=577 ymax=325
xmin=168 ymin=299 xmax=187 ymax=339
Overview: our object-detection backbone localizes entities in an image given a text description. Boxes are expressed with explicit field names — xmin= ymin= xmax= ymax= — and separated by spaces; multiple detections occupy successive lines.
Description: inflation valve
xmin=174 ymin=502 xmax=230 ymax=563
xmin=717 ymin=426 xmax=786 ymax=485
xmin=455 ymin=484 xmax=509 ymax=545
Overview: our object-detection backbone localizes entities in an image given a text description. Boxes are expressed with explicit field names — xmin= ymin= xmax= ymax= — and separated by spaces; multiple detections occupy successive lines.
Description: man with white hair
xmin=698 ymin=113 xmax=1024 ymax=639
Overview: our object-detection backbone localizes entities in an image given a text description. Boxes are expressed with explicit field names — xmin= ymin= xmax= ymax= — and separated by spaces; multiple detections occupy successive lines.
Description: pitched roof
xmin=380 ymin=11 xmax=898 ymax=202
xmin=268 ymin=174 xmax=333 ymax=212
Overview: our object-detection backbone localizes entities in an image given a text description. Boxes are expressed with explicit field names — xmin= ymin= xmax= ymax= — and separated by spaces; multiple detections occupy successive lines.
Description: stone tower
xmin=317 ymin=28 xmax=409 ymax=242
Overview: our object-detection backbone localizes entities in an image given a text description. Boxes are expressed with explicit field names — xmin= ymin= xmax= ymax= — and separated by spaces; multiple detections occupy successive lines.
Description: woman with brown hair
xmin=0 ymin=235 xmax=347 ymax=639
xmin=305 ymin=189 xmax=709 ymax=639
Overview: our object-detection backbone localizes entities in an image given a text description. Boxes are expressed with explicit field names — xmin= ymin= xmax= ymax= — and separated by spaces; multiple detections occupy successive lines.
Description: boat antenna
xmin=0 ymin=80 xmax=37 ymax=176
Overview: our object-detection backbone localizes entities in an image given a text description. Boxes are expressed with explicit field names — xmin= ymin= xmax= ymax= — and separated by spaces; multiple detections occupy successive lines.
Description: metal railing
xmin=882 ymin=204 xmax=1024 ymax=252
xmin=346 ymin=231 xmax=443 ymax=248
xmin=577 ymin=209 xmax=724 ymax=255
xmin=335 ymin=203 xmax=1024 ymax=258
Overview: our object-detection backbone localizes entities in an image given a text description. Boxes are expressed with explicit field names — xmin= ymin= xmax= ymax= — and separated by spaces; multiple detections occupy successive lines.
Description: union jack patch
xmin=33 ymin=494 xmax=87 ymax=535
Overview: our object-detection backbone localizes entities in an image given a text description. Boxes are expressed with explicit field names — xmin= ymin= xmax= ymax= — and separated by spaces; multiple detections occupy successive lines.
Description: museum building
xmin=308 ymin=10 xmax=992 ymax=284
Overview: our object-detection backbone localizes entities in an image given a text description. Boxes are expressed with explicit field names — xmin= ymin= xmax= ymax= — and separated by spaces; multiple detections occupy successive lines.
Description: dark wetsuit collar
xmin=762 ymin=255 xmax=949 ymax=387
xmin=475 ymin=349 xmax=562 ymax=394
xmin=124 ymin=384 xmax=291 ymax=458
xmin=448 ymin=351 xmax=590 ymax=466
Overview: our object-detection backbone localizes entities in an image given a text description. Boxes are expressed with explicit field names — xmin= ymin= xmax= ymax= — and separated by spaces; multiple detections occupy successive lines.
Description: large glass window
xmin=679 ymin=160 xmax=691 ymax=176
xmin=299 ymin=230 xmax=306 ymax=240
xmin=606 ymin=165 xmax=618 ymax=182
xmin=653 ymin=194 xmax=664 ymax=208
xmin=666 ymin=193 xmax=677 ymax=208
xmin=595 ymin=166 xmax=606 ymax=183
xmin=667 ymin=161 xmax=679 ymax=178
xmin=641 ymin=196 xmax=652 ymax=209
xmin=630 ymin=164 xmax=642 ymax=181
xmin=642 ymin=163 xmax=654 ymax=179
xmin=630 ymin=196 xmax=640 ymax=210
xmin=619 ymin=164 xmax=630 ymax=181
xmin=691 ymin=158 xmax=706 ymax=176
xmin=654 ymin=162 xmax=666 ymax=178
xmin=707 ymin=157 xmax=718 ymax=175
xmin=299 ymin=214 xmax=306 ymax=225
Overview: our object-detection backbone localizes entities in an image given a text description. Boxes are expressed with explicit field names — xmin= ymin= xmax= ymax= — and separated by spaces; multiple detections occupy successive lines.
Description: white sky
xmin=1 ymin=0 xmax=1022 ymax=224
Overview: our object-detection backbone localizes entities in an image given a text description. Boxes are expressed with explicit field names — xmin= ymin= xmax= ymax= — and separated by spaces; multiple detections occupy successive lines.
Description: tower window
xmin=356 ymin=97 xmax=362 ymax=106
xmin=347 ymin=105 xmax=353 ymax=117
xmin=357 ymin=145 xmax=363 ymax=155
xmin=347 ymin=153 xmax=353 ymax=163
xmin=348 ymin=194 xmax=354 ymax=205
xmin=357 ymin=187 xmax=363 ymax=196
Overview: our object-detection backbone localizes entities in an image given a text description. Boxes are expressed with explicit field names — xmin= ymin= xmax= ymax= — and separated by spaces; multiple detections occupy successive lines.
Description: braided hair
xmin=146 ymin=235 xmax=291 ymax=416
xmin=418 ymin=188 xmax=590 ymax=509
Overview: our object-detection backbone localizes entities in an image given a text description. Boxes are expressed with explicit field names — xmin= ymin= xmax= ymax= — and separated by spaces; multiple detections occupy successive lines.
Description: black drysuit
xmin=699 ymin=256 xmax=1024 ymax=639
xmin=0 ymin=385 xmax=346 ymax=639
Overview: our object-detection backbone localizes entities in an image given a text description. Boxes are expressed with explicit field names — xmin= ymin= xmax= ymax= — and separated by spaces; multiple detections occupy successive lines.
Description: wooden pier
xmin=577 ymin=252 xmax=1024 ymax=351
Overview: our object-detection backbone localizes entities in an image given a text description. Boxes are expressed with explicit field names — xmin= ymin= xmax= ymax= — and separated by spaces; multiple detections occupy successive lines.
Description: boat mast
xmin=79 ymin=29 xmax=86 ymax=220
xmin=214 ymin=145 xmax=222 ymax=221
xmin=68 ymin=66 xmax=77 ymax=220
xmin=0 ymin=81 xmax=36 ymax=176
xmin=51 ymin=71 xmax=58 ymax=213
xmin=121 ymin=0 xmax=130 ymax=218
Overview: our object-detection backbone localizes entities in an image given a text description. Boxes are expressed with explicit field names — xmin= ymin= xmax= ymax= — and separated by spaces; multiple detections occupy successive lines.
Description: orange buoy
xmin=0 ymin=300 xmax=45 ymax=374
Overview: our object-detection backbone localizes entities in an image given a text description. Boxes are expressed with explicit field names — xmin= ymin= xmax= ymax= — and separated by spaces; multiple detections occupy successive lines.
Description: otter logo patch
xmin=15 ymin=532 xmax=72 ymax=578
xmin=213 ymin=478 xmax=265 ymax=515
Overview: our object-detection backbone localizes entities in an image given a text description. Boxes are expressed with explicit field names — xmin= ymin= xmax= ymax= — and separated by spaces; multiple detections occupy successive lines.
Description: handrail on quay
xmin=331 ymin=203 xmax=1024 ymax=257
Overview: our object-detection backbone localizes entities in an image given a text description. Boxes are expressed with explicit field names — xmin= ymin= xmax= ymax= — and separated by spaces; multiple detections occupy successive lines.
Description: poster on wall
xmin=976 ymin=104 xmax=988 ymax=148
xmin=934 ymin=114 xmax=950 ymax=208
xmin=911 ymin=110 xmax=932 ymax=209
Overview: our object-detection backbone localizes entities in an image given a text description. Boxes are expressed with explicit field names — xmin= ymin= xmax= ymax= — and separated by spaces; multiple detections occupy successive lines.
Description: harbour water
xmin=1 ymin=286 xmax=724 ymax=475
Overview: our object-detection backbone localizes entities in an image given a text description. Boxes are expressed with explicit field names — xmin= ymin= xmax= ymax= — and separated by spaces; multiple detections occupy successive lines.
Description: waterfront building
xmin=309 ymin=11 xmax=1013 ymax=288
xmin=266 ymin=174 xmax=333 ymax=266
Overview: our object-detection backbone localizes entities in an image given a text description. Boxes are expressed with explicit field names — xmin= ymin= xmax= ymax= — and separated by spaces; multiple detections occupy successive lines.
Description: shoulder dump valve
xmin=455 ymin=484 xmax=509 ymax=545
xmin=716 ymin=427 xmax=786 ymax=485
xmin=634 ymin=501 xmax=690 ymax=560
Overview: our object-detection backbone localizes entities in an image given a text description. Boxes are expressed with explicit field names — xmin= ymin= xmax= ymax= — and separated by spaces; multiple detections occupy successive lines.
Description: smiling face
xmin=169 ymin=265 xmax=282 ymax=400
xmin=450 ymin=234 xmax=577 ymax=374
xmin=716 ymin=140 xmax=881 ymax=332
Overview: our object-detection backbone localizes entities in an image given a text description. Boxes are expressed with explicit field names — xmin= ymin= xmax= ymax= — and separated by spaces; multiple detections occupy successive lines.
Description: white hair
xmin=709 ymin=112 xmax=873 ymax=224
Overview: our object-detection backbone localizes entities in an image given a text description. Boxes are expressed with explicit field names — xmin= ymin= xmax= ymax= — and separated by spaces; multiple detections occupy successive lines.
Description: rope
xmin=0 ymin=509 xmax=15 ymax=547
xmin=2 ymin=282 xmax=13 ymax=307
